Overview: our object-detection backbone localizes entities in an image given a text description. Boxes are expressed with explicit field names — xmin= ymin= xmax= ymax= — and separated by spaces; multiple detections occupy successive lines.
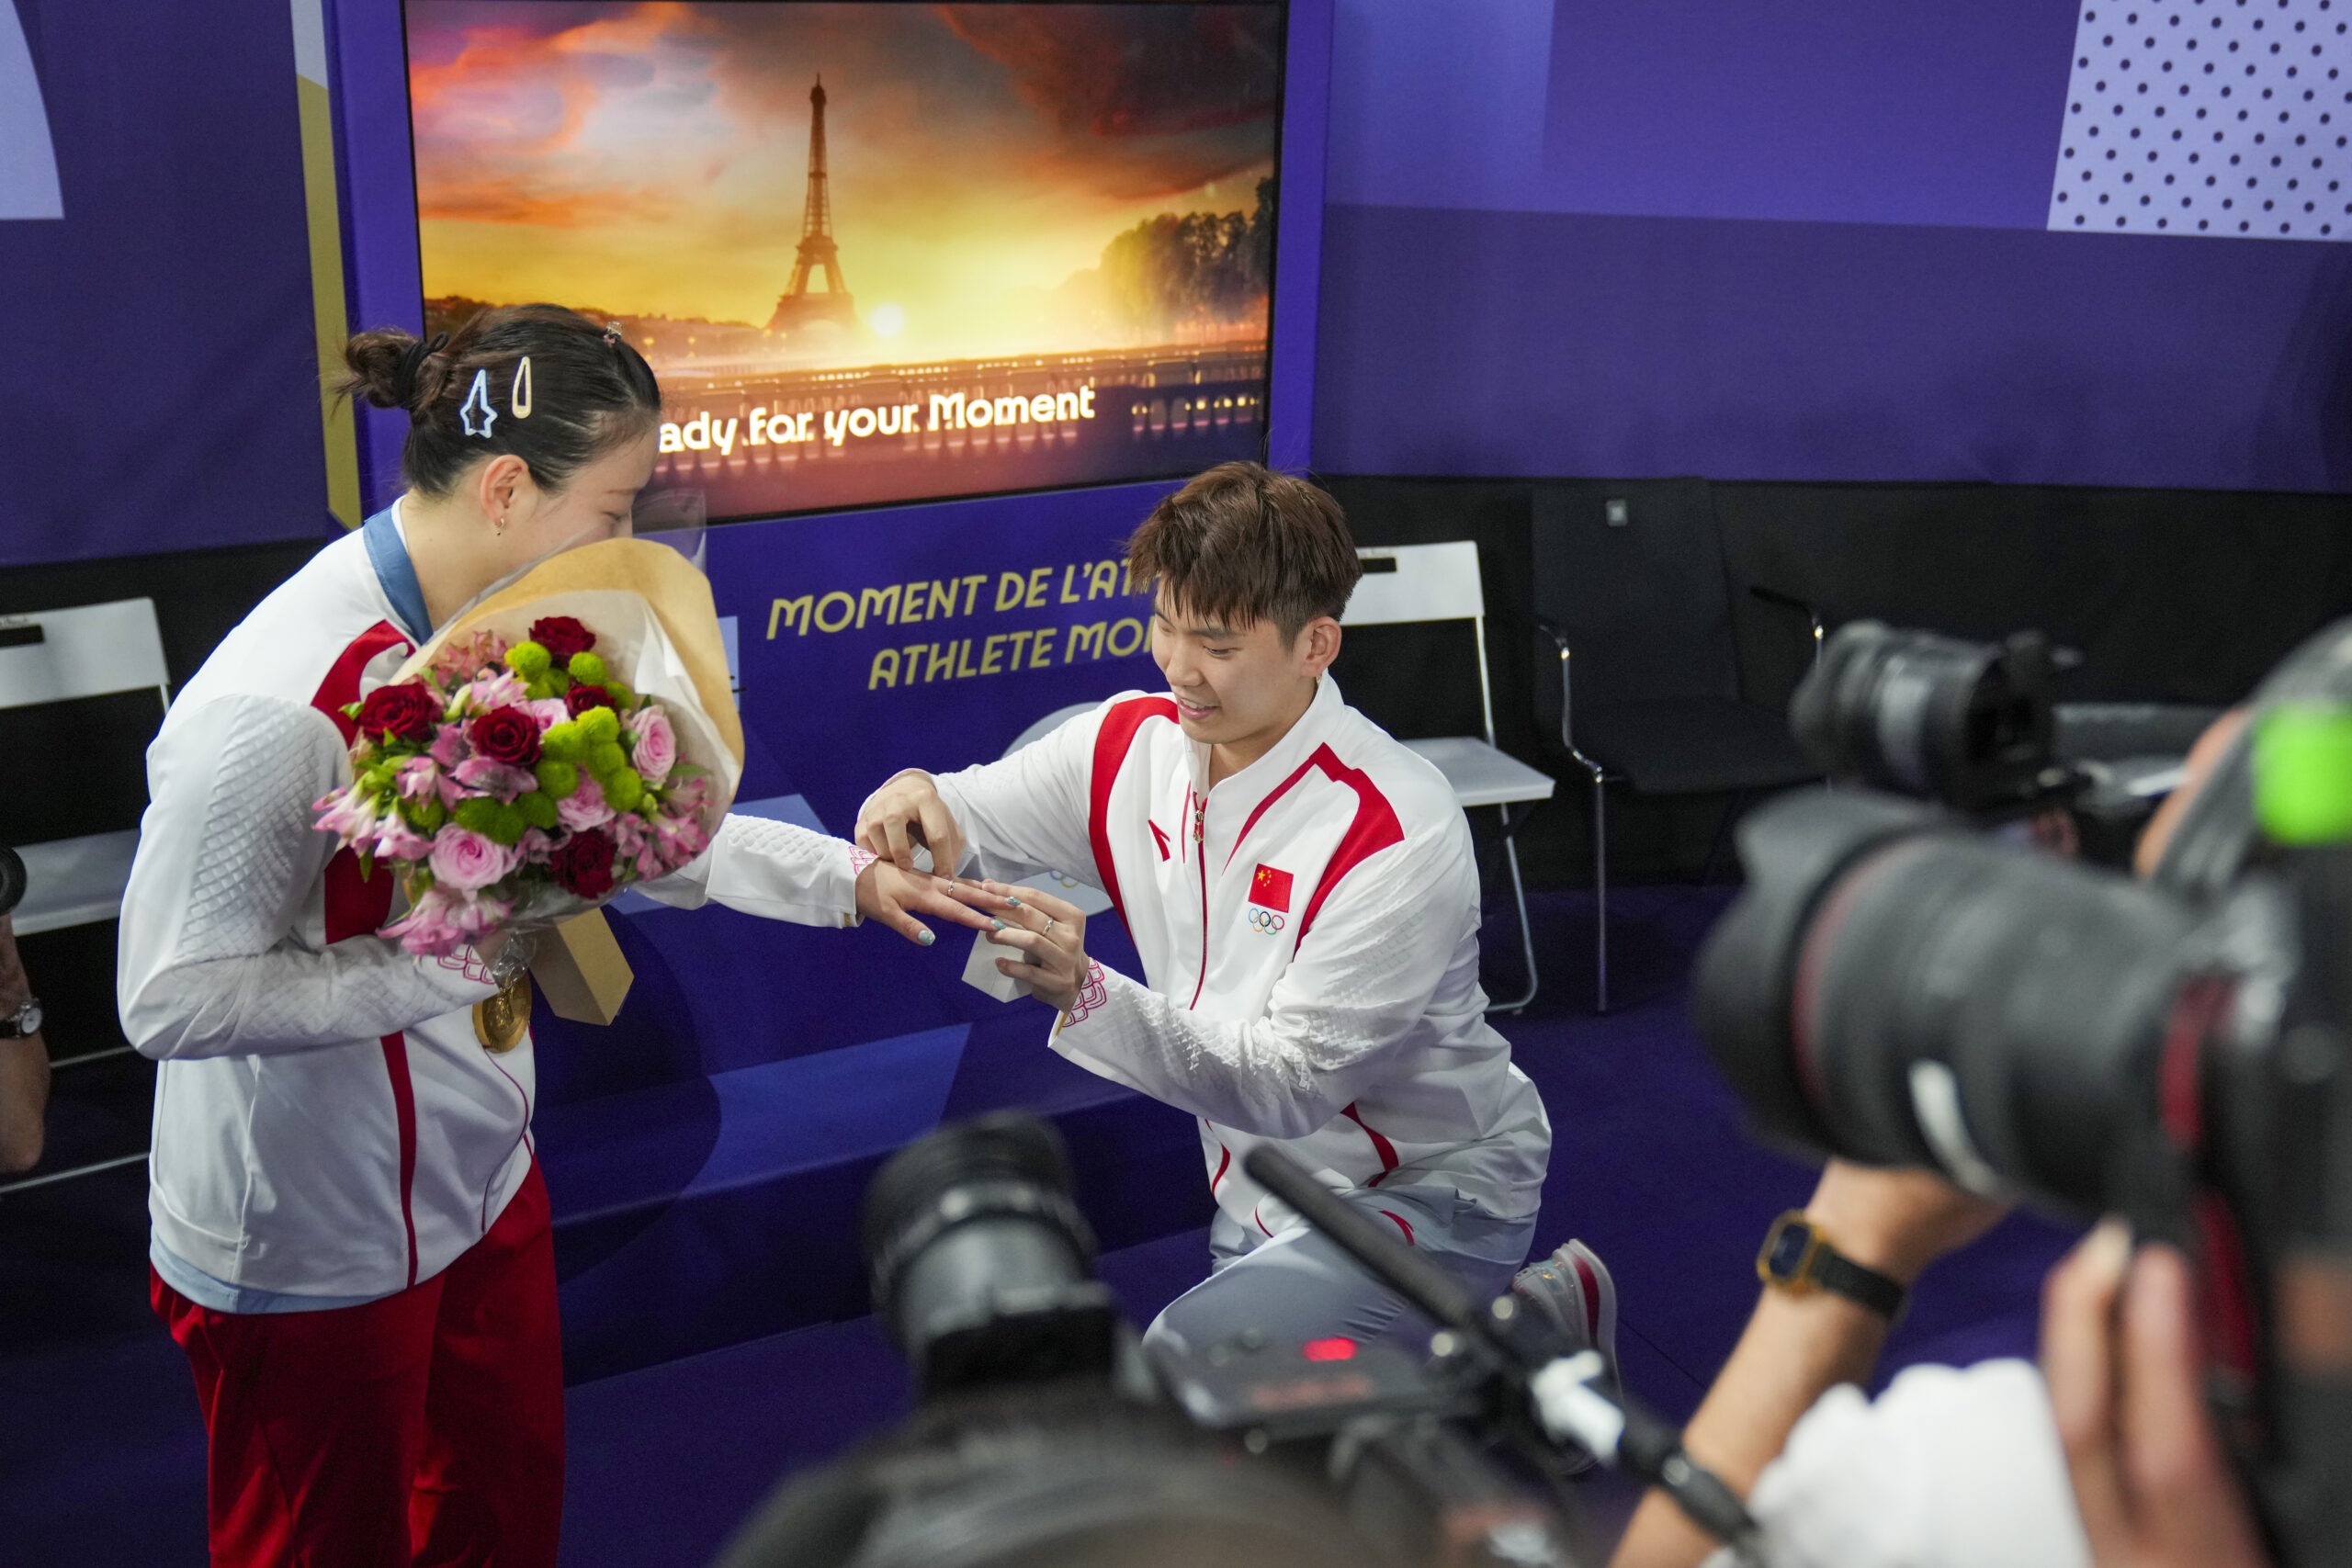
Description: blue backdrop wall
xmin=1313 ymin=0 xmax=2352 ymax=491
xmin=8 ymin=0 xmax=2349 ymax=573
xmin=0 ymin=0 xmax=328 ymax=568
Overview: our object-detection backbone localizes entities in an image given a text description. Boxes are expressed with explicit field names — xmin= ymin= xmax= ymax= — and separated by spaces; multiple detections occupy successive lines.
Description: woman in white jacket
xmin=119 ymin=304 xmax=977 ymax=1568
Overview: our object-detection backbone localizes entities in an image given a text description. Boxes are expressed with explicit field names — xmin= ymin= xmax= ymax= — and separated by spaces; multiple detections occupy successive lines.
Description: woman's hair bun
xmin=339 ymin=328 xmax=435 ymax=412
xmin=335 ymin=304 xmax=662 ymax=501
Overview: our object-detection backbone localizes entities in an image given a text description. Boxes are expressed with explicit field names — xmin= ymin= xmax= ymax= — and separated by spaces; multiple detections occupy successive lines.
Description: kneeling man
xmin=859 ymin=463 xmax=1601 ymax=1359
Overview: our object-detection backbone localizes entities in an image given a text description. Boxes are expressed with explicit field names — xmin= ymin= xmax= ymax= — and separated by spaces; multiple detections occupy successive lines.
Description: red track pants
xmin=151 ymin=1163 xmax=564 ymax=1568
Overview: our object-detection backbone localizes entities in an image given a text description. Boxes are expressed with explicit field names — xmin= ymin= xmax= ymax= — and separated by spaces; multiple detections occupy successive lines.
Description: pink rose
xmin=452 ymin=756 xmax=537 ymax=801
xmin=557 ymin=773 xmax=615 ymax=832
xmin=525 ymin=697 xmax=570 ymax=729
xmin=628 ymin=705 xmax=677 ymax=784
xmin=428 ymin=827 xmax=521 ymax=892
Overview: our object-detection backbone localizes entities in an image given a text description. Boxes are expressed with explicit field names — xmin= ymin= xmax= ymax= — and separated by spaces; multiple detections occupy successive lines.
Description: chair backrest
xmin=0 ymin=599 xmax=171 ymax=849
xmin=1531 ymin=481 xmax=1741 ymax=707
xmin=0 ymin=598 xmax=170 ymax=711
xmin=1343 ymin=541 xmax=1496 ymax=746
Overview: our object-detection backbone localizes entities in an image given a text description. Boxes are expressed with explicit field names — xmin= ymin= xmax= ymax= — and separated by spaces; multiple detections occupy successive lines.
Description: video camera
xmin=1694 ymin=616 xmax=2352 ymax=1565
xmin=1789 ymin=619 xmax=2196 ymax=864
xmin=713 ymin=1114 xmax=1756 ymax=1568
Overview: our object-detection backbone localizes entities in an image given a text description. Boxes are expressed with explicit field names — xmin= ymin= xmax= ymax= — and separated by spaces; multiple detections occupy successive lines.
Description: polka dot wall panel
xmin=2050 ymin=0 xmax=2349 ymax=238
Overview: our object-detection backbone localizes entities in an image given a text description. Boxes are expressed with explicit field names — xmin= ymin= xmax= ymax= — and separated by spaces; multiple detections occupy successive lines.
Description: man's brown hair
xmin=1126 ymin=462 xmax=1363 ymax=641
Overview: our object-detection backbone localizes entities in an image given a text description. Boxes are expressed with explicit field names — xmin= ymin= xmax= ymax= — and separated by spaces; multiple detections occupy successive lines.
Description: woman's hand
xmin=855 ymin=856 xmax=995 ymax=947
xmin=946 ymin=880 xmax=1091 ymax=1012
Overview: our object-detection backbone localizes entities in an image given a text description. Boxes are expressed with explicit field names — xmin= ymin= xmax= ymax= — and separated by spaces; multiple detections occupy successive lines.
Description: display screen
xmin=403 ymin=1 xmax=1285 ymax=523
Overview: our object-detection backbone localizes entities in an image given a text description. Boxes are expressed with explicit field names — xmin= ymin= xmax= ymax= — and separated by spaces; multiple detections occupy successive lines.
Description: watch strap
xmin=1809 ymin=1246 xmax=1907 ymax=1320
xmin=1758 ymin=1211 xmax=1908 ymax=1322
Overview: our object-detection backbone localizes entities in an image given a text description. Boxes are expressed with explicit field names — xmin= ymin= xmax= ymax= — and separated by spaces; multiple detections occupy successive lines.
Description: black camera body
xmin=1789 ymin=619 xmax=2184 ymax=864
xmin=1693 ymin=619 xmax=2352 ymax=1563
xmin=716 ymin=1115 xmax=1594 ymax=1568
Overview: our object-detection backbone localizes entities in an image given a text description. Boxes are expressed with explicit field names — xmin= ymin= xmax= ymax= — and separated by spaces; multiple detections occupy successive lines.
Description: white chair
xmin=1344 ymin=543 xmax=1553 ymax=1012
xmin=0 ymin=599 xmax=170 ymax=934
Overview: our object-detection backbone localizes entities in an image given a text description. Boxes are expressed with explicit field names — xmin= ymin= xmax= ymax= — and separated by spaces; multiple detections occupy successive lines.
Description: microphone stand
xmin=1243 ymin=1146 xmax=1762 ymax=1558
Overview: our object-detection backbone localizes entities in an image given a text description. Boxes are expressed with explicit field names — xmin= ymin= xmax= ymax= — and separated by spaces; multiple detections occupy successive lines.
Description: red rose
xmin=356 ymin=682 xmax=440 ymax=741
xmin=550 ymin=828 xmax=616 ymax=897
xmin=565 ymin=683 xmax=614 ymax=717
xmin=530 ymin=616 xmax=595 ymax=662
xmin=468 ymin=705 xmax=542 ymax=766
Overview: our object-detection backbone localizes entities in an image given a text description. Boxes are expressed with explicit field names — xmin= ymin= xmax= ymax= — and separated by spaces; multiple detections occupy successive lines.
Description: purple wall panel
xmin=1268 ymin=0 xmax=1333 ymax=471
xmin=1541 ymin=0 xmax=2078 ymax=230
xmin=1313 ymin=203 xmax=2352 ymax=491
xmin=0 ymin=0 xmax=328 ymax=566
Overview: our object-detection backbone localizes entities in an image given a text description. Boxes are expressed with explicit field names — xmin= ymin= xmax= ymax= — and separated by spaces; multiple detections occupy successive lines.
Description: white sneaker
xmin=1511 ymin=1239 xmax=1623 ymax=1473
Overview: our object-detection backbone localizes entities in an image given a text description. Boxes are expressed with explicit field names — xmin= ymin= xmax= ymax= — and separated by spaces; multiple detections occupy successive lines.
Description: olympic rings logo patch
xmin=1248 ymin=908 xmax=1286 ymax=934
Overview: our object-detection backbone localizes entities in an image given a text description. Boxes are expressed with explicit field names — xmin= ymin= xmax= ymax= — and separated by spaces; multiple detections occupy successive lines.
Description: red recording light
xmin=1302 ymin=1337 xmax=1356 ymax=1362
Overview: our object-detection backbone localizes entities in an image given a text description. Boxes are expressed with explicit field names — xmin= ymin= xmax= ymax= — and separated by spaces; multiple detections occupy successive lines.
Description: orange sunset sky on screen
xmin=405 ymin=1 xmax=1281 ymax=360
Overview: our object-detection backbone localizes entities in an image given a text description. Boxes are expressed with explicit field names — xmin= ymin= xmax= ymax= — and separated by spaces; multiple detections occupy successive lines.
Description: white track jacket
xmin=922 ymin=680 xmax=1550 ymax=1231
xmin=120 ymin=526 xmax=863 ymax=1303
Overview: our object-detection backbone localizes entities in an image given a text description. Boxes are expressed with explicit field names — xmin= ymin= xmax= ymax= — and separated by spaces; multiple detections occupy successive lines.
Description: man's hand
xmin=1804 ymin=1158 xmax=2011 ymax=1285
xmin=854 ymin=771 xmax=967 ymax=878
xmin=2045 ymin=1223 xmax=2269 ymax=1568
xmin=945 ymin=880 xmax=1090 ymax=1011
xmin=855 ymin=857 xmax=996 ymax=947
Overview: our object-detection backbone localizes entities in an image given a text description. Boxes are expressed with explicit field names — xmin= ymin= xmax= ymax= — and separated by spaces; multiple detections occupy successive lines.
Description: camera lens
xmin=0 ymin=847 xmax=22 ymax=920
xmin=862 ymin=1113 xmax=1119 ymax=1394
xmin=1696 ymin=790 xmax=2199 ymax=1212
xmin=1792 ymin=622 xmax=2055 ymax=811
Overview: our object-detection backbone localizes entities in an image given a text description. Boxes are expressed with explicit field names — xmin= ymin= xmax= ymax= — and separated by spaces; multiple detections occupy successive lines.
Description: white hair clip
xmin=459 ymin=368 xmax=497 ymax=438
xmin=511 ymin=355 xmax=533 ymax=420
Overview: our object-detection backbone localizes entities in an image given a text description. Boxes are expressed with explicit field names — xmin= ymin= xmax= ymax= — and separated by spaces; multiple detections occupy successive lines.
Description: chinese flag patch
xmin=1250 ymin=864 xmax=1294 ymax=912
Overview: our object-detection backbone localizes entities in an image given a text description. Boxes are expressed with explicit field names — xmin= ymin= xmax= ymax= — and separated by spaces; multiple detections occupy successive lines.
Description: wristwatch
xmin=1757 ymin=1211 xmax=1908 ymax=1322
xmin=0 ymin=998 xmax=42 ymax=1040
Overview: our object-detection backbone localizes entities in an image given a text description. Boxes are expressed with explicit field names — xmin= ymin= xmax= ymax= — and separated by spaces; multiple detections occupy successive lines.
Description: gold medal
xmin=472 ymin=972 xmax=533 ymax=1054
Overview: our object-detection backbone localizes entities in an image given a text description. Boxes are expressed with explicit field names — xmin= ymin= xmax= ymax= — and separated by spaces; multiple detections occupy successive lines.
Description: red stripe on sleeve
xmin=1086 ymin=696 xmax=1177 ymax=934
xmin=311 ymin=620 xmax=421 ymax=1284
xmin=309 ymin=621 xmax=413 ymax=744
xmin=1292 ymin=745 xmax=1405 ymax=946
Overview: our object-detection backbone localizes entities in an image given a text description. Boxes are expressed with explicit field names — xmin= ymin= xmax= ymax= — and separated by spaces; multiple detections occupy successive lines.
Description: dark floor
xmin=0 ymin=887 xmax=2079 ymax=1566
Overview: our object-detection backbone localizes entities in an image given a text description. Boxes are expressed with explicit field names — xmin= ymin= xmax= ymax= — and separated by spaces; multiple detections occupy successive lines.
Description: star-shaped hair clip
xmin=459 ymin=367 xmax=498 ymax=439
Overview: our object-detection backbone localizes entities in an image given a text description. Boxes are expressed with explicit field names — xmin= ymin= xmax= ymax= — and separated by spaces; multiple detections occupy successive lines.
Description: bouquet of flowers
xmin=313 ymin=546 xmax=741 ymax=960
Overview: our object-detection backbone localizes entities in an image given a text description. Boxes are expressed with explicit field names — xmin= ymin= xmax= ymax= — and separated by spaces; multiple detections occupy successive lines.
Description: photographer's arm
xmin=0 ymin=918 xmax=47 ymax=1172
xmin=1611 ymin=1164 xmax=2007 ymax=1568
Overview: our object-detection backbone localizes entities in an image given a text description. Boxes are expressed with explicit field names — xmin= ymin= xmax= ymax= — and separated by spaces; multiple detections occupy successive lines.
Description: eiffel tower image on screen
xmin=766 ymin=75 xmax=858 ymax=336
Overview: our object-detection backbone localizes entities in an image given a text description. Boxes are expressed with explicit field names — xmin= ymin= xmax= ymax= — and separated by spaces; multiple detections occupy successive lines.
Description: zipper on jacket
xmin=1189 ymin=793 xmax=1209 ymax=1009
